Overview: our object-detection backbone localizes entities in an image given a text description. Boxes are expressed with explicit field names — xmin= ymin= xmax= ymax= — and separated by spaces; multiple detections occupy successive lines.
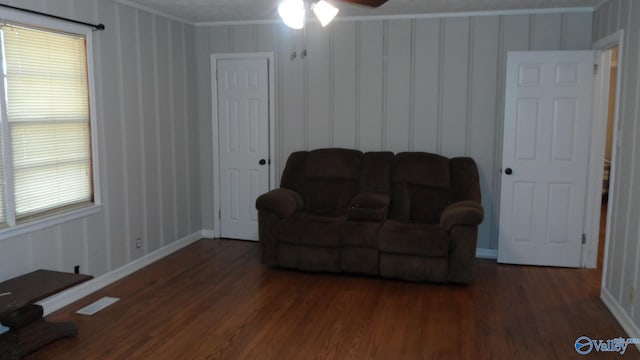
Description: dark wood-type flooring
xmin=27 ymin=238 xmax=635 ymax=360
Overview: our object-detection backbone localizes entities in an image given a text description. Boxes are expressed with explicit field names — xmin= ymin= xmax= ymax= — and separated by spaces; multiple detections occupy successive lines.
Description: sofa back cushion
xmin=305 ymin=149 xmax=362 ymax=216
xmin=280 ymin=148 xmax=363 ymax=217
xmin=359 ymin=151 xmax=394 ymax=194
xmin=389 ymin=152 xmax=451 ymax=223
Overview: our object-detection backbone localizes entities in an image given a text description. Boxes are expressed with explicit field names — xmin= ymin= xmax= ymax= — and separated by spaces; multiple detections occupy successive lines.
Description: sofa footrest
xmin=278 ymin=243 xmax=341 ymax=273
xmin=341 ymin=247 xmax=379 ymax=275
xmin=380 ymin=254 xmax=448 ymax=283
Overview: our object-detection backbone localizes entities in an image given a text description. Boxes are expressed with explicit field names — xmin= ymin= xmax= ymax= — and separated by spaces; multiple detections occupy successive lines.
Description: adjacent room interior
xmin=1 ymin=0 xmax=640 ymax=358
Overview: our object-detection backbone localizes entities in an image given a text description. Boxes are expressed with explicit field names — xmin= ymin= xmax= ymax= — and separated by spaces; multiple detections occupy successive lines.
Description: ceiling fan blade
xmin=341 ymin=0 xmax=388 ymax=7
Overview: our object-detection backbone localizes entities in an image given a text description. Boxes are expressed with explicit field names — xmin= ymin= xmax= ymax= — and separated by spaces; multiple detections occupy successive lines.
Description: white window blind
xmin=1 ymin=23 xmax=93 ymax=223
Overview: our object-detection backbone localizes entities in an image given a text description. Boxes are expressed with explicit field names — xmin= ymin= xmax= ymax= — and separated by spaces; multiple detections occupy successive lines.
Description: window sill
xmin=0 ymin=204 xmax=102 ymax=241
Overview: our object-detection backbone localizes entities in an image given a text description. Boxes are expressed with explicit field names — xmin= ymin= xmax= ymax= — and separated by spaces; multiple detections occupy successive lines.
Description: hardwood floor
xmin=28 ymin=239 xmax=634 ymax=359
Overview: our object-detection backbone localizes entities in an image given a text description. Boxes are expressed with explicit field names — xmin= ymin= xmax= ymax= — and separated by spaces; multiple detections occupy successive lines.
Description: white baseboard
xmin=476 ymin=248 xmax=498 ymax=259
xmin=36 ymin=230 xmax=208 ymax=316
xmin=34 ymin=235 xmax=495 ymax=317
xmin=201 ymin=229 xmax=215 ymax=238
xmin=601 ymin=287 xmax=640 ymax=351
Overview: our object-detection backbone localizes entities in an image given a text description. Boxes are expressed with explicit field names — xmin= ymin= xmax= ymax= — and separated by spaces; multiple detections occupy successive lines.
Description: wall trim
xmin=476 ymin=248 xmax=498 ymax=259
xmin=601 ymin=287 xmax=640 ymax=351
xmin=29 ymin=231 xmax=496 ymax=319
xmin=112 ymin=0 xmax=192 ymax=24
xmin=195 ymin=7 xmax=594 ymax=27
xmin=201 ymin=229 xmax=215 ymax=238
xmin=35 ymin=230 xmax=208 ymax=316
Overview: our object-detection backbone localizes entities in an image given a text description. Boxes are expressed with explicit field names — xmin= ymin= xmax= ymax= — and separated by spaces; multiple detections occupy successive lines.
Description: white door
xmin=217 ymin=58 xmax=270 ymax=241
xmin=498 ymin=51 xmax=594 ymax=267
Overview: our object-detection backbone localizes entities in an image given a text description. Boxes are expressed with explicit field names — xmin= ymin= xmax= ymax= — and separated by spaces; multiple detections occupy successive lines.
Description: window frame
xmin=0 ymin=8 xmax=101 ymax=241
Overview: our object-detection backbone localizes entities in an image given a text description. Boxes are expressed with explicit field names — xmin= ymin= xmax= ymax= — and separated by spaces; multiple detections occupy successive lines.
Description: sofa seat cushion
xmin=379 ymin=220 xmax=450 ymax=257
xmin=279 ymin=214 xmax=345 ymax=247
xmin=341 ymin=221 xmax=381 ymax=248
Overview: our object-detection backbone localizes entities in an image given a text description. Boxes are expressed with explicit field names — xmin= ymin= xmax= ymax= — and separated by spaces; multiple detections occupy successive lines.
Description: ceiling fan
xmin=278 ymin=0 xmax=388 ymax=29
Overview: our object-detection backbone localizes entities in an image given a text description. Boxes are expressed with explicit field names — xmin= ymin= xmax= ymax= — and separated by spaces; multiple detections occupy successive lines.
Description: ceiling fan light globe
xmin=278 ymin=0 xmax=305 ymax=29
xmin=312 ymin=0 xmax=339 ymax=27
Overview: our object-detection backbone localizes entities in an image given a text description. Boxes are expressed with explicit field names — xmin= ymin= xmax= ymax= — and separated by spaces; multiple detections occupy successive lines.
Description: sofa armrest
xmin=347 ymin=193 xmax=390 ymax=222
xmin=440 ymin=201 xmax=484 ymax=231
xmin=256 ymin=188 xmax=304 ymax=219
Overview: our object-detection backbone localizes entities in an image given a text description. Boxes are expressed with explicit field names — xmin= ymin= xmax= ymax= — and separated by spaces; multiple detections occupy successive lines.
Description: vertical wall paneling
xmin=196 ymin=11 xmax=593 ymax=253
xmin=593 ymin=0 xmax=640 ymax=331
xmin=185 ymin=24 xmax=201 ymax=231
xmin=0 ymin=235 xmax=30 ymax=280
xmin=618 ymin=1 xmax=640 ymax=315
xmin=139 ymin=11 xmax=161 ymax=252
xmin=279 ymin=25 xmax=305 ymax=156
xmin=254 ymin=24 xmax=279 ymax=183
xmin=118 ymin=4 xmax=143 ymax=262
xmin=608 ymin=0 xmax=637 ymax=303
xmin=384 ymin=20 xmax=412 ymax=153
xmin=531 ymin=14 xmax=563 ymax=51
xmin=30 ymin=229 xmax=60 ymax=272
xmin=195 ymin=26 xmax=213 ymax=229
xmin=332 ymin=22 xmax=357 ymax=149
xmin=87 ymin=0 xmax=110 ymax=276
xmin=0 ymin=0 xmax=201 ymax=283
xmin=210 ymin=25 xmax=231 ymax=53
xmin=156 ymin=18 xmax=176 ymax=246
xmin=99 ymin=0 xmax=127 ymax=269
xmin=602 ymin=0 xmax=625 ymax=294
xmin=72 ymin=0 xmax=99 ymax=274
xmin=564 ymin=12 xmax=593 ymax=50
xmin=134 ymin=9 xmax=149 ymax=254
xmin=59 ymin=220 xmax=85 ymax=273
xmin=306 ymin=22 xmax=332 ymax=149
xmin=231 ymin=24 xmax=257 ymax=52
xmin=357 ymin=21 xmax=384 ymax=151
xmin=412 ymin=18 xmax=440 ymax=153
xmin=441 ymin=17 xmax=470 ymax=157
xmin=598 ymin=2 xmax=609 ymax=40
xmin=624 ymin=0 xmax=640 ymax=324
xmin=470 ymin=16 xmax=500 ymax=250
xmin=181 ymin=24 xmax=193 ymax=234
xmin=173 ymin=23 xmax=189 ymax=240
xmin=608 ymin=0 xmax=619 ymax=36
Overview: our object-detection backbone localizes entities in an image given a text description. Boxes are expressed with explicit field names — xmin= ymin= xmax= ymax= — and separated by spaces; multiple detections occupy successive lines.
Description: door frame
xmin=210 ymin=52 xmax=276 ymax=238
xmin=583 ymin=30 xmax=624 ymax=269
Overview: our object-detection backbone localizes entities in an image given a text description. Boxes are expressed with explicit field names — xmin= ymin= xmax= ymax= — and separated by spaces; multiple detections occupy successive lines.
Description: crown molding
xmin=195 ymin=6 xmax=594 ymax=27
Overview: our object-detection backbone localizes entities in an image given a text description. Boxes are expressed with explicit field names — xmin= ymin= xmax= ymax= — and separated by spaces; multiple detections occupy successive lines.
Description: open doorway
xmin=598 ymin=46 xmax=618 ymax=271
xmin=585 ymin=30 xmax=624 ymax=280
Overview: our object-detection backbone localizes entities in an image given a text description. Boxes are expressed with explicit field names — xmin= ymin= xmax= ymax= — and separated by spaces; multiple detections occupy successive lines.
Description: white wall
xmin=196 ymin=11 xmax=593 ymax=250
xmin=594 ymin=0 xmax=640 ymax=336
xmin=0 ymin=0 xmax=201 ymax=282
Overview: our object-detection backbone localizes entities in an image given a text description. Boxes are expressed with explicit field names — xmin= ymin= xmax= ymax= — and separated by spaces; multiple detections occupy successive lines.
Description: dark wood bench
xmin=0 ymin=270 xmax=92 ymax=359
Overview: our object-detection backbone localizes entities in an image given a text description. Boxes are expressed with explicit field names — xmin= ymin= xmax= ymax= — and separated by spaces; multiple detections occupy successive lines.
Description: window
xmin=0 ymin=14 xmax=99 ymax=235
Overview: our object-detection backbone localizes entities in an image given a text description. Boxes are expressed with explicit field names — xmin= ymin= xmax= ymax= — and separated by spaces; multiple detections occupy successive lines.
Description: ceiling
xmin=122 ymin=0 xmax=602 ymax=23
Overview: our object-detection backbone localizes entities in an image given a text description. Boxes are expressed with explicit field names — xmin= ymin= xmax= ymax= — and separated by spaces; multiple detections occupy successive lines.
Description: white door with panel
xmin=217 ymin=58 xmax=270 ymax=241
xmin=498 ymin=51 xmax=594 ymax=267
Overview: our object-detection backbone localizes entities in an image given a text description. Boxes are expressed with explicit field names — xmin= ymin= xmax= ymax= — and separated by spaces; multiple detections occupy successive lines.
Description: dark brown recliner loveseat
xmin=256 ymin=148 xmax=484 ymax=283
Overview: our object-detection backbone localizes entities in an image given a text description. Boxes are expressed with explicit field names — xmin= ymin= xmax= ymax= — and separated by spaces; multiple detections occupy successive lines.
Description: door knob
xmin=259 ymin=159 xmax=266 ymax=165
xmin=505 ymin=168 xmax=513 ymax=175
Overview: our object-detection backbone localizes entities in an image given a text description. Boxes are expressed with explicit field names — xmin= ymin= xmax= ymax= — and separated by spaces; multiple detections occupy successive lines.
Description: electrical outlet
xmin=74 ymin=265 xmax=80 ymax=274
xmin=136 ymin=238 xmax=142 ymax=249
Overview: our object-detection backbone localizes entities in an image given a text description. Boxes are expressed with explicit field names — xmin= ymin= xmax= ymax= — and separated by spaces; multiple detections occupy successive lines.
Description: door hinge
xmin=219 ymin=209 xmax=221 ymax=219
xmin=593 ymin=64 xmax=599 ymax=75
xmin=582 ymin=234 xmax=586 ymax=244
